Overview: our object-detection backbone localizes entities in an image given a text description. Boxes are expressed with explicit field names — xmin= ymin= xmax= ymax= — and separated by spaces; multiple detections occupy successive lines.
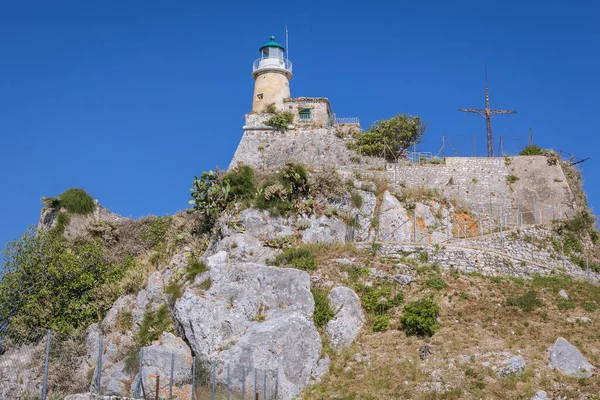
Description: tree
xmin=0 ymin=228 xmax=115 ymax=339
xmin=350 ymin=114 xmax=426 ymax=162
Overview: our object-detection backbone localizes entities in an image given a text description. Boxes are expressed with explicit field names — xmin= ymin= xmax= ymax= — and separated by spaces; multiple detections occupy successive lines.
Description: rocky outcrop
xmin=174 ymin=251 xmax=327 ymax=400
xmin=132 ymin=333 xmax=193 ymax=400
xmin=38 ymin=199 xmax=127 ymax=235
xmin=0 ymin=341 xmax=44 ymax=398
xmin=326 ymin=287 xmax=365 ymax=349
xmin=548 ymin=337 xmax=594 ymax=378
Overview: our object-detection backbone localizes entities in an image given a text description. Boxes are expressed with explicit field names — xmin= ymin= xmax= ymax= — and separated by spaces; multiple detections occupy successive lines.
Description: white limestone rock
xmin=326 ymin=287 xmax=365 ymax=349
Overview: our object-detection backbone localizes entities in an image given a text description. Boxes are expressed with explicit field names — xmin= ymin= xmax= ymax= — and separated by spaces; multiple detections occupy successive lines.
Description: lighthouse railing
xmin=252 ymin=58 xmax=292 ymax=74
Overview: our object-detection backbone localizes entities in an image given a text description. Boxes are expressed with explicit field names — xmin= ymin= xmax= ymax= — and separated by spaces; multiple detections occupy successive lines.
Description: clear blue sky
xmin=1 ymin=0 xmax=599 ymax=248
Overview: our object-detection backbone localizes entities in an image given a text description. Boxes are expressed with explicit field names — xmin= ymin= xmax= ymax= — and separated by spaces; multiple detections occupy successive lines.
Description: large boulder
xmin=548 ymin=337 xmax=594 ymax=378
xmin=0 ymin=341 xmax=44 ymax=399
xmin=301 ymin=215 xmax=346 ymax=243
xmin=326 ymin=287 xmax=365 ymax=349
xmin=174 ymin=251 xmax=327 ymax=400
xmin=377 ymin=191 xmax=413 ymax=242
xmin=131 ymin=333 xmax=193 ymax=400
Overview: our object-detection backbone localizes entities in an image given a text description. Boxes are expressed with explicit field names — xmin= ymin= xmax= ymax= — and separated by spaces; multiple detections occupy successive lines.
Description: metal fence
xmin=0 ymin=330 xmax=279 ymax=400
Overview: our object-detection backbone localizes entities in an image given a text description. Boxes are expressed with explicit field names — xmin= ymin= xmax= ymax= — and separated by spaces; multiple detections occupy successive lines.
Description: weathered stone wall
xmin=229 ymin=125 xmax=385 ymax=170
xmin=385 ymin=156 xmax=575 ymax=221
xmin=370 ymin=226 xmax=600 ymax=283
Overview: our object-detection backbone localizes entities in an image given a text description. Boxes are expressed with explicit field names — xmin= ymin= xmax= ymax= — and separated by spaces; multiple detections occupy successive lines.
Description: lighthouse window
xmin=299 ymin=108 xmax=312 ymax=122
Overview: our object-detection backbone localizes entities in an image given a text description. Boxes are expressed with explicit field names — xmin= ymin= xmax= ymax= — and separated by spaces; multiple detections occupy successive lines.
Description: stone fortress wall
xmin=230 ymin=114 xmax=576 ymax=222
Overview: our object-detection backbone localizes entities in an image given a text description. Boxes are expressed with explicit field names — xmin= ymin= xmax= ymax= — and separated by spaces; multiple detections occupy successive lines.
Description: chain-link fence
xmin=0 ymin=330 xmax=279 ymax=400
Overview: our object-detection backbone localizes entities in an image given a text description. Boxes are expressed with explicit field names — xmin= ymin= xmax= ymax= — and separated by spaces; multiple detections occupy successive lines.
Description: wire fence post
xmin=275 ymin=368 xmax=279 ymax=399
xmin=263 ymin=370 xmax=267 ymax=400
xmin=517 ymin=207 xmax=521 ymax=227
xmin=168 ymin=352 xmax=174 ymax=400
xmin=413 ymin=216 xmax=417 ymax=242
xmin=533 ymin=199 xmax=537 ymax=224
xmin=96 ymin=337 xmax=103 ymax=394
xmin=211 ymin=360 xmax=216 ymax=400
xmin=500 ymin=206 xmax=504 ymax=253
xmin=41 ymin=330 xmax=51 ymax=400
xmin=254 ymin=368 xmax=258 ymax=399
xmin=226 ymin=363 xmax=231 ymax=400
xmin=241 ymin=366 xmax=246 ymax=400
xmin=587 ymin=256 xmax=590 ymax=282
xmin=458 ymin=180 xmax=461 ymax=202
xmin=478 ymin=218 xmax=482 ymax=236
xmin=191 ymin=356 xmax=196 ymax=400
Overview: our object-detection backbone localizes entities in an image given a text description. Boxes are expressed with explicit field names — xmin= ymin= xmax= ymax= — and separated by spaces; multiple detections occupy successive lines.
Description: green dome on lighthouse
xmin=259 ymin=36 xmax=285 ymax=52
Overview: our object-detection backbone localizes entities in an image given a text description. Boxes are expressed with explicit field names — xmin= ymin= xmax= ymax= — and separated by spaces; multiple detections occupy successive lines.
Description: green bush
xmin=0 ymin=229 xmax=116 ymax=338
xmin=137 ymin=304 xmax=172 ymax=347
xmin=57 ymin=188 xmax=96 ymax=215
xmin=50 ymin=212 xmax=71 ymax=236
xmin=359 ymin=286 xmax=403 ymax=314
xmin=348 ymin=114 xmax=426 ymax=162
xmin=519 ymin=145 xmax=544 ymax=156
xmin=400 ymin=295 xmax=440 ymax=336
xmin=268 ymin=246 xmax=317 ymax=271
xmin=265 ymin=112 xmax=294 ymax=132
xmin=140 ymin=216 xmax=172 ymax=249
xmin=506 ymin=175 xmax=520 ymax=184
xmin=222 ymin=165 xmax=256 ymax=200
xmin=312 ymin=288 xmax=335 ymax=327
xmin=426 ymin=276 xmax=446 ymax=290
xmin=372 ymin=315 xmax=390 ymax=332
xmin=255 ymin=163 xmax=310 ymax=217
xmin=557 ymin=298 xmax=576 ymax=310
xmin=583 ymin=302 xmax=597 ymax=312
xmin=506 ymin=290 xmax=541 ymax=312
xmin=351 ymin=192 xmax=364 ymax=209
xmin=312 ymin=166 xmax=345 ymax=199
xmin=115 ymin=310 xmax=133 ymax=334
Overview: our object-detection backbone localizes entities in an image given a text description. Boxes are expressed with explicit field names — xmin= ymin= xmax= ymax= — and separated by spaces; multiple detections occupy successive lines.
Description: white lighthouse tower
xmin=251 ymin=36 xmax=293 ymax=113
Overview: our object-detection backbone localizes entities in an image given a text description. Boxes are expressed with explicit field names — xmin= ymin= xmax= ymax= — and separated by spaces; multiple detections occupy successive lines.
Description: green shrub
xmin=0 ymin=229 xmax=116 ymax=338
xmin=50 ymin=212 xmax=71 ymax=236
xmin=312 ymin=288 xmax=335 ymax=327
xmin=56 ymin=188 xmax=96 ymax=214
xmin=140 ymin=216 xmax=172 ymax=249
xmin=312 ymin=166 xmax=345 ymax=199
xmin=506 ymin=290 xmax=541 ymax=312
xmin=348 ymin=114 xmax=426 ymax=162
xmin=557 ymin=298 xmax=576 ymax=310
xmin=400 ymin=295 xmax=440 ymax=336
xmin=137 ymin=304 xmax=172 ymax=347
xmin=372 ymin=315 xmax=390 ymax=332
xmin=164 ymin=280 xmax=184 ymax=304
xmin=351 ymin=192 xmax=364 ymax=209
xmin=115 ymin=310 xmax=133 ymax=334
xmin=583 ymin=302 xmax=597 ymax=313
xmin=265 ymin=112 xmax=293 ymax=132
xmin=426 ymin=276 xmax=446 ymax=290
xmin=265 ymin=103 xmax=277 ymax=114
xmin=221 ymin=165 xmax=256 ymax=200
xmin=186 ymin=259 xmax=208 ymax=283
xmin=255 ymin=163 xmax=309 ymax=216
xmin=123 ymin=347 xmax=140 ymax=374
xmin=506 ymin=175 xmax=520 ymax=184
xmin=519 ymin=145 xmax=544 ymax=156
xmin=269 ymin=246 xmax=317 ymax=271
xmin=359 ymin=286 xmax=403 ymax=314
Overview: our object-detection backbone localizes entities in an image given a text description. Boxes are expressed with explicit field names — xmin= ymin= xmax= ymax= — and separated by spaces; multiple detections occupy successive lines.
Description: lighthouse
xmin=251 ymin=36 xmax=293 ymax=113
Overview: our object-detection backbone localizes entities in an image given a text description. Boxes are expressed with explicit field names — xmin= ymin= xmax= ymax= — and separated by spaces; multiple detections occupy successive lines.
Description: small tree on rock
xmin=350 ymin=114 xmax=426 ymax=162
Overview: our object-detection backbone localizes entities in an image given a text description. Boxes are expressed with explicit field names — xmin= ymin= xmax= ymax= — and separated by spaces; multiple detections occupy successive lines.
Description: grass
xmin=304 ymin=243 xmax=600 ymax=400
xmin=312 ymin=288 xmax=335 ymax=328
xmin=351 ymin=192 xmax=364 ymax=209
xmin=137 ymin=304 xmax=172 ymax=347
xmin=268 ymin=245 xmax=317 ymax=271
xmin=425 ymin=276 xmax=446 ymax=290
xmin=506 ymin=290 xmax=541 ymax=312
xmin=186 ymin=259 xmax=208 ymax=283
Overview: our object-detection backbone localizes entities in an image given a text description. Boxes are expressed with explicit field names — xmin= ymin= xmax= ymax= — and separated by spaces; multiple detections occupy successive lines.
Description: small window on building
xmin=257 ymin=93 xmax=264 ymax=100
xmin=299 ymin=108 xmax=312 ymax=122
